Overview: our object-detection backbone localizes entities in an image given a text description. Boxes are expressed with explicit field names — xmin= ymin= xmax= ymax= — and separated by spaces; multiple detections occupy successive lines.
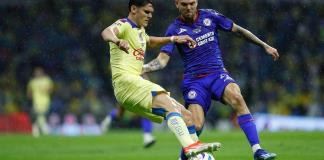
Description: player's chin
xmin=184 ymin=13 xmax=194 ymax=19
xmin=142 ymin=22 xmax=149 ymax=27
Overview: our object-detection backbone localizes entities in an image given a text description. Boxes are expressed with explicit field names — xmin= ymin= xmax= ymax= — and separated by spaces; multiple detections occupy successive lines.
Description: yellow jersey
xmin=109 ymin=18 xmax=149 ymax=80
xmin=28 ymin=76 xmax=53 ymax=111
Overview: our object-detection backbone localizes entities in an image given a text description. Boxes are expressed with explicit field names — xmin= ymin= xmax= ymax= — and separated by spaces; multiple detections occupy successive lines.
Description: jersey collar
xmin=126 ymin=18 xmax=139 ymax=28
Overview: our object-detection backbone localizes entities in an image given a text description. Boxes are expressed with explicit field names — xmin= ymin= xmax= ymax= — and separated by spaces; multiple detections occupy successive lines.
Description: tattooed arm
xmin=142 ymin=52 xmax=170 ymax=73
xmin=231 ymin=23 xmax=279 ymax=61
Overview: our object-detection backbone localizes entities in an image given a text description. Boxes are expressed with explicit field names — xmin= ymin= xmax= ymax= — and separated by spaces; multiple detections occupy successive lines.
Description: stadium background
xmin=0 ymin=0 xmax=323 ymax=132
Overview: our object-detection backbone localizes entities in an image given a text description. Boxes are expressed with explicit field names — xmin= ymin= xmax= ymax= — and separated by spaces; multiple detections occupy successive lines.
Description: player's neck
xmin=127 ymin=15 xmax=141 ymax=28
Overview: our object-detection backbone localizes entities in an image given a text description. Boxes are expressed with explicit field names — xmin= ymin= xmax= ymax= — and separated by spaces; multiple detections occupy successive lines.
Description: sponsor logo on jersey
xmin=195 ymin=31 xmax=215 ymax=46
xmin=188 ymin=90 xmax=197 ymax=99
xmin=133 ymin=48 xmax=145 ymax=61
xmin=220 ymin=74 xmax=234 ymax=82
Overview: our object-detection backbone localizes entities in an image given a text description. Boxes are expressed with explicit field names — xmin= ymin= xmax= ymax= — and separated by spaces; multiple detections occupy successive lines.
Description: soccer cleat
xmin=143 ymin=139 xmax=156 ymax=148
xmin=183 ymin=141 xmax=221 ymax=158
xmin=32 ymin=124 xmax=40 ymax=138
xmin=254 ymin=149 xmax=277 ymax=160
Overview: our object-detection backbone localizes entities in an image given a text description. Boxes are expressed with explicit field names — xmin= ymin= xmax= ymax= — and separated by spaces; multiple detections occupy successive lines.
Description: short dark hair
xmin=128 ymin=0 xmax=153 ymax=11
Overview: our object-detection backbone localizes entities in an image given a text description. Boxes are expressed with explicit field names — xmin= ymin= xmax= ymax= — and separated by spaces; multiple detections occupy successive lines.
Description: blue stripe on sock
xmin=187 ymin=125 xmax=196 ymax=134
xmin=151 ymin=91 xmax=158 ymax=97
xmin=238 ymin=114 xmax=259 ymax=146
xmin=166 ymin=112 xmax=181 ymax=120
xmin=238 ymin=114 xmax=254 ymax=125
xmin=152 ymin=108 xmax=167 ymax=118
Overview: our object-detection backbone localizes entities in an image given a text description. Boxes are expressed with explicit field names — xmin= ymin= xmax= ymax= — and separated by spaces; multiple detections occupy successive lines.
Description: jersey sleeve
xmin=160 ymin=25 xmax=176 ymax=56
xmin=209 ymin=9 xmax=233 ymax=32
xmin=110 ymin=19 xmax=131 ymax=38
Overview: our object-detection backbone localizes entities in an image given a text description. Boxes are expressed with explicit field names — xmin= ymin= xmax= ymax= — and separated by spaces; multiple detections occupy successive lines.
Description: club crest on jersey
xmin=188 ymin=90 xmax=197 ymax=99
xmin=178 ymin=28 xmax=187 ymax=34
xmin=203 ymin=18 xmax=211 ymax=26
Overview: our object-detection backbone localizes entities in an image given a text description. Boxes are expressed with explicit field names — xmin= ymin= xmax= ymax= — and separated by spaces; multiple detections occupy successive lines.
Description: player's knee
xmin=229 ymin=92 xmax=244 ymax=106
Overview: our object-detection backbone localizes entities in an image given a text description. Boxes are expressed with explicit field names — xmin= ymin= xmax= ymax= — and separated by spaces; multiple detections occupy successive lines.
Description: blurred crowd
xmin=0 ymin=0 xmax=323 ymax=127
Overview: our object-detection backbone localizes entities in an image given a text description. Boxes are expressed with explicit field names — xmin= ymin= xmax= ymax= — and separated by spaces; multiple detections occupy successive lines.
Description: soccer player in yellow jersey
xmin=27 ymin=67 xmax=53 ymax=137
xmin=101 ymin=0 xmax=221 ymax=158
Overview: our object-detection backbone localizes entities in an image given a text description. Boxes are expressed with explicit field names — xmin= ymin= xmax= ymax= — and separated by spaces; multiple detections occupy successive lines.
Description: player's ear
xmin=174 ymin=0 xmax=179 ymax=8
xmin=130 ymin=5 xmax=137 ymax=14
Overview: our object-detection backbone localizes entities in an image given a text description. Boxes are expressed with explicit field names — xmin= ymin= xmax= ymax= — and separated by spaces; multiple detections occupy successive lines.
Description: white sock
xmin=190 ymin=133 xmax=199 ymax=142
xmin=143 ymin=133 xmax=154 ymax=144
xmin=167 ymin=112 xmax=195 ymax=147
xmin=252 ymin=144 xmax=261 ymax=153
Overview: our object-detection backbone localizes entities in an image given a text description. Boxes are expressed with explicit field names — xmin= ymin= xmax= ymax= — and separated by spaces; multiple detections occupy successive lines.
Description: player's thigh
xmin=210 ymin=73 xmax=236 ymax=103
xmin=222 ymin=83 xmax=248 ymax=113
xmin=223 ymin=83 xmax=241 ymax=102
xmin=188 ymin=104 xmax=205 ymax=130
xmin=114 ymin=75 xmax=165 ymax=123
xmin=182 ymin=84 xmax=211 ymax=113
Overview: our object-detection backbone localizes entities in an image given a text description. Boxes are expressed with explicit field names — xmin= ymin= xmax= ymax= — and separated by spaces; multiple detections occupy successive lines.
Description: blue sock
xmin=141 ymin=118 xmax=152 ymax=133
xmin=238 ymin=114 xmax=260 ymax=146
xmin=110 ymin=108 xmax=118 ymax=120
xmin=180 ymin=149 xmax=188 ymax=160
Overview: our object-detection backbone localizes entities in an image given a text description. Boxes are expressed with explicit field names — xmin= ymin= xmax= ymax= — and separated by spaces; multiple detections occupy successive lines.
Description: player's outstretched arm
xmin=148 ymin=35 xmax=196 ymax=49
xmin=142 ymin=52 xmax=170 ymax=73
xmin=231 ymin=23 xmax=279 ymax=61
xmin=101 ymin=26 xmax=129 ymax=53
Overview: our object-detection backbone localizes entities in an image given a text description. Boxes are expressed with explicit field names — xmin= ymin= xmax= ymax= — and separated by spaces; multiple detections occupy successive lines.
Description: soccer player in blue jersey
xmin=142 ymin=0 xmax=279 ymax=159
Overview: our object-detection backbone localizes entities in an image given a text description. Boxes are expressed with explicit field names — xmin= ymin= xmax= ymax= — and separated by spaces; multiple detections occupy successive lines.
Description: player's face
xmin=175 ymin=0 xmax=198 ymax=20
xmin=133 ymin=3 xmax=154 ymax=28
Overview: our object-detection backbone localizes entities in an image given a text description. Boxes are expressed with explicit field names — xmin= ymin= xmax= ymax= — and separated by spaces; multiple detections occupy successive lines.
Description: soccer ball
xmin=189 ymin=152 xmax=215 ymax=160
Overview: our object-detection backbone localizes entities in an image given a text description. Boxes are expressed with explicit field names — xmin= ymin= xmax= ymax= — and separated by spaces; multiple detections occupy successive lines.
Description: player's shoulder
xmin=165 ymin=20 xmax=180 ymax=33
xmin=114 ymin=18 xmax=126 ymax=25
xmin=113 ymin=18 xmax=132 ymax=28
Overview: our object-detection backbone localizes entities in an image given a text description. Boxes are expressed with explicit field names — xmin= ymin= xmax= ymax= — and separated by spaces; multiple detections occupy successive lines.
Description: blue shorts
xmin=182 ymin=71 xmax=236 ymax=115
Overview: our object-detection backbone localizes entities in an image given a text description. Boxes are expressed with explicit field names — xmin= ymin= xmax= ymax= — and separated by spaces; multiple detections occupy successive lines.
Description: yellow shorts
xmin=33 ymin=102 xmax=50 ymax=115
xmin=112 ymin=74 xmax=166 ymax=123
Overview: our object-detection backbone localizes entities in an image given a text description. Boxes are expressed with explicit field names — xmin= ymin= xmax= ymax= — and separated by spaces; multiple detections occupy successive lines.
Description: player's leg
xmin=37 ymin=113 xmax=49 ymax=135
xmin=179 ymin=78 xmax=213 ymax=160
xmin=34 ymin=104 xmax=50 ymax=135
xmin=178 ymin=104 xmax=206 ymax=160
xmin=223 ymin=83 xmax=276 ymax=160
xmin=152 ymin=93 xmax=220 ymax=157
xmin=141 ymin=118 xmax=156 ymax=148
xmin=31 ymin=108 xmax=40 ymax=137
xmin=188 ymin=104 xmax=205 ymax=136
xmin=101 ymin=104 xmax=125 ymax=133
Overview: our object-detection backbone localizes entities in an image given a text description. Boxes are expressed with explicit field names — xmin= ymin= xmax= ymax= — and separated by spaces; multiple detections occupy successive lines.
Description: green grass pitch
xmin=0 ymin=130 xmax=323 ymax=160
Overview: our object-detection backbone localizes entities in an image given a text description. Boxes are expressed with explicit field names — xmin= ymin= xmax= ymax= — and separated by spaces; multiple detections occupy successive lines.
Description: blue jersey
xmin=160 ymin=9 xmax=233 ymax=76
